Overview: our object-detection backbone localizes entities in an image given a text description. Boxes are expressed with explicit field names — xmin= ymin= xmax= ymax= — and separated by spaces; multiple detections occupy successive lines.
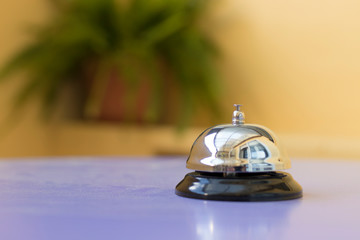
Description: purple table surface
xmin=0 ymin=157 xmax=358 ymax=240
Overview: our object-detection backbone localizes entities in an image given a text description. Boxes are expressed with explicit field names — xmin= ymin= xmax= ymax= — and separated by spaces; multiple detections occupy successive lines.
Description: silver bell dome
xmin=186 ymin=104 xmax=291 ymax=173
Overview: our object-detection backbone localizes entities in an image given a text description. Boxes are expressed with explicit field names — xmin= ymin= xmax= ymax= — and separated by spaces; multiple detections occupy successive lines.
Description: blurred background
xmin=1 ymin=0 xmax=360 ymax=159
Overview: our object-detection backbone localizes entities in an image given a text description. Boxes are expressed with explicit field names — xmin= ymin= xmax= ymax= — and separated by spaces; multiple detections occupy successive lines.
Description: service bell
xmin=175 ymin=104 xmax=302 ymax=201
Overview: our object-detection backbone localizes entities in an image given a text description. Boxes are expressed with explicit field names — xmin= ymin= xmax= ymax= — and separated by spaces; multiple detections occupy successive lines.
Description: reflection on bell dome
xmin=187 ymin=124 xmax=290 ymax=173
xmin=238 ymin=139 xmax=274 ymax=172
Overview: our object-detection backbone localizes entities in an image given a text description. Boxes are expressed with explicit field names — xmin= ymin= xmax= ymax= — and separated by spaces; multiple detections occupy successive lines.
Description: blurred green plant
xmin=0 ymin=0 xmax=221 ymax=128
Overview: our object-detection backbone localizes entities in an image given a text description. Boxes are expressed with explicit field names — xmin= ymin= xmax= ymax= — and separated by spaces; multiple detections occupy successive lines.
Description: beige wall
xmin=212 ymin=0 xmax=360 ymax=158
xmin=0 ymin=0 xmax=51 ymax=157
xmin=1 ymin=0 xmax=360 ymax=158
xmin=214 ymin=0 xmax=360 ymax=135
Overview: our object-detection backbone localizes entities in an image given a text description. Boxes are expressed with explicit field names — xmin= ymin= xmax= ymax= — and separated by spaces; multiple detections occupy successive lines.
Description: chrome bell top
xmin=186 ymin=104 xmax=291 ymax=173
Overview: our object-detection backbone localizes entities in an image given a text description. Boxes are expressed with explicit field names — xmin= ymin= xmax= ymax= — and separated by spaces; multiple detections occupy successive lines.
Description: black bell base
xmin=175 ymin=171 xmax=302 ymax=201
